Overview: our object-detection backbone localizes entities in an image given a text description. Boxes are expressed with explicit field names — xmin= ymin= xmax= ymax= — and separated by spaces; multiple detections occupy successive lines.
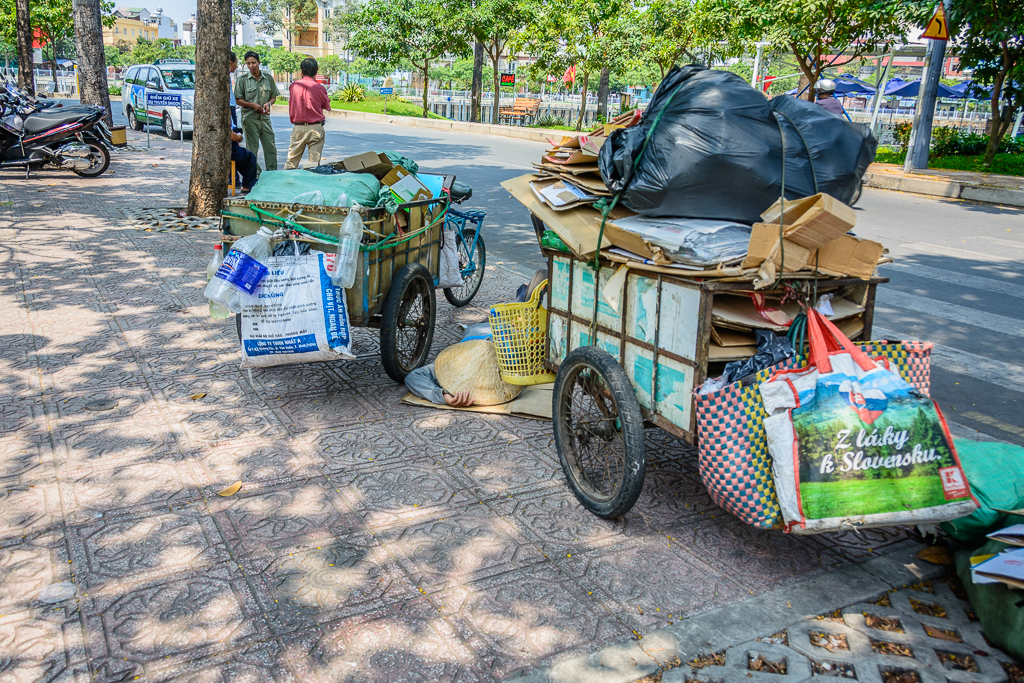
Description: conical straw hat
xmin=434 ymin=340 xmax=523 ymax=406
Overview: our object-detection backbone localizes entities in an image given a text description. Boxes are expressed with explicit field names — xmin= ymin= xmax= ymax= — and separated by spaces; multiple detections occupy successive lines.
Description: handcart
xmin=536 ymin=237 xmax=887 ymax=519
xmin=220 ymin=178 xmax=471 ymax=382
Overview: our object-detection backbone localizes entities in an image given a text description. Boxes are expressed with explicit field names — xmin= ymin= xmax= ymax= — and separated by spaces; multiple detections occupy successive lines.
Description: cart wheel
xmin=552 ymin=346 xmax=646 ymax=519
xmin=443 ymin=228 xmax=485 ymax=307
xmin=381 ymin=263 xmax=436 ymax=382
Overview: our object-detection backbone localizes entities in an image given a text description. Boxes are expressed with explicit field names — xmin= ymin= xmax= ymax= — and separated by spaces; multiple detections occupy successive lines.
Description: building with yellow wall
xmin=102 ymin=9 xmax=159 ymax=46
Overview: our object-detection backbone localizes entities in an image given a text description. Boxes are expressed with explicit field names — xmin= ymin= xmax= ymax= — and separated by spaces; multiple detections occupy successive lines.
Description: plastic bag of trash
xmin=610 ymin=216 xmax=752 ymax=266
xmin=598 ymin=65 xmax=876 ymax=223
xmin=245 ymin=170 xmax=381 ymax=208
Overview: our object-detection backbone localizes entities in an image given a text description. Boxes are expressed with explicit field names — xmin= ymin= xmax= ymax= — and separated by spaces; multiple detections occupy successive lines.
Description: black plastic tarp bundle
xmin=599 ymin=65 xmax=877 ymax=224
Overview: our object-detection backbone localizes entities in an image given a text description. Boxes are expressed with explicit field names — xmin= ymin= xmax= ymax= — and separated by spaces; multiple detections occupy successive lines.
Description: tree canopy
xmin=949 ymin=0 xmax=1024 ymax=165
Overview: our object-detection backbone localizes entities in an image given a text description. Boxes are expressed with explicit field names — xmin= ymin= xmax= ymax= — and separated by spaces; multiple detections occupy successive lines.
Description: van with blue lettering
xmin=121 ymin=58 xmax=195 ymax=140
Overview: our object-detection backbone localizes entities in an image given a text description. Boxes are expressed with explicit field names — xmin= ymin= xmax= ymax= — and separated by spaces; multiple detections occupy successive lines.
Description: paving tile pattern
xmin=663 ymin=582 xmax=1017 ymax=683
xmin=0 ymin=133 xmax=918 ymax=682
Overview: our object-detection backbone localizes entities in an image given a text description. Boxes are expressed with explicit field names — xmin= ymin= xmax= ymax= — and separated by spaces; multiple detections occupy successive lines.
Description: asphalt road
xmin=96 ymin=101 xmax=1024 ymax=445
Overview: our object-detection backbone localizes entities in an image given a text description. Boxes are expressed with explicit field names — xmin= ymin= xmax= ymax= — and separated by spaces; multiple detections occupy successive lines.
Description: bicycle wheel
xmin=380 ymin=263 xmax=436 ymax=382
xmin=552 ymin=346 xmax=646 ymax=518
xmin=443 ymin=228 xmax=485 ymax=307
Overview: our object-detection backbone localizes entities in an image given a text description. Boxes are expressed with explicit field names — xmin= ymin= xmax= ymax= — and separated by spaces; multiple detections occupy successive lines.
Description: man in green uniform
xmin=234 ymin=51 xmax=280 ymax=172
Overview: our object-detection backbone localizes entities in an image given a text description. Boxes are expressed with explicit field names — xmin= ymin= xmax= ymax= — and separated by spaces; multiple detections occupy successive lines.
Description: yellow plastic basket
xmin=489 ymin=280 xmax=557 ymax=386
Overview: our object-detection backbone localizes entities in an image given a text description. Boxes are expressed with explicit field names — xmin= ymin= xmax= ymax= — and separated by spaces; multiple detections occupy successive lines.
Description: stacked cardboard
xmin=530 ymin=110 xmax=642 ymax=200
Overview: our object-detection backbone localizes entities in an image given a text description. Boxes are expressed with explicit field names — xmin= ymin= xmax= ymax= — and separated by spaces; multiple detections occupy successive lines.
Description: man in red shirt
xmin=284 ymin=58 xmax=332 ymax=169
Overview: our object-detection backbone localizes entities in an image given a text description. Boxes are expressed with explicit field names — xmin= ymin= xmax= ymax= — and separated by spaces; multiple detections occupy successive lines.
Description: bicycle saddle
xmin=449 ymin=180 xmax=473 ymax=203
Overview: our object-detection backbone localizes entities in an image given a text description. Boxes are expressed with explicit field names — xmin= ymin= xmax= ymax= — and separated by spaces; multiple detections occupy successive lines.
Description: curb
xmin=269 ymin=103 xmax=566 ymax=143
xmin=507 ymin=543 xmax=947 ymax=683
xmin=863 ymin=169 xmax=1024 ymax=208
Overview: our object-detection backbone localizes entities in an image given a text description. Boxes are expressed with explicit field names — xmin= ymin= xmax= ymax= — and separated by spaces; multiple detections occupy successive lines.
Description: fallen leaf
xmin=218 ymin=481 xmax=242 ymax=496
xmin=923 ymin=624 xmax=962 ymax=642
xmin=916 ymin=546 xmax=952 ymax=565
xmin=46 ymin=183 xmax=56 ymax=186
xmin=190 ymin=392 xmax=207 ymax=400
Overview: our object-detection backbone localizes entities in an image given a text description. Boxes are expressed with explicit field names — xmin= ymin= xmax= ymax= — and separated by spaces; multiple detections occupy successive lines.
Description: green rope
xmin=221 ymin=199 xmax=449 ymax=252
xmin=592 ymin=80 xmax=688 ymax=272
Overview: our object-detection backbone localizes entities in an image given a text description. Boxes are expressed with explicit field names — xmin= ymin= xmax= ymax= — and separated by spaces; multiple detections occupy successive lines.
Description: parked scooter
xmin=0 ymin=86 xmax=112 ymax=178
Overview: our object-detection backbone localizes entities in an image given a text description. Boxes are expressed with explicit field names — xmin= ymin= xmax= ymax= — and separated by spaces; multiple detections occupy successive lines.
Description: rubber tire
xmin=851 ymin=179 xmax=863 ymax=206
xmin=380 ymin=262 xmax=436 ymax=383
xmin=552 ymin=346 xmax=646 ymax=519
xmin=443 ymin=228 xmax=485 ymax=307
xmin=127 ymin=107 xmax=144 ymax=131
xmin=71 ymin=142 xmax=111 ymax=178
xmin=163 ymin=114 xmax=180 ymax=140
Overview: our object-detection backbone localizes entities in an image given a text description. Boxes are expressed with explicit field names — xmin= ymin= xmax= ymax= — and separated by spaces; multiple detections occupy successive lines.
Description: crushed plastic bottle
xmin=331 ymin=204 xmax=363 ymax=289
xmin=207 ymin=244 xmax=231 ymax=319
xmin=204 ymin=226 xmax=274 ymax=313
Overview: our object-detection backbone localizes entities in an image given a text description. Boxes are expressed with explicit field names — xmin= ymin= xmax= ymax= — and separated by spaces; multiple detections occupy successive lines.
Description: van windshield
xmin=160 ymin=70 xmax=196 ymax=90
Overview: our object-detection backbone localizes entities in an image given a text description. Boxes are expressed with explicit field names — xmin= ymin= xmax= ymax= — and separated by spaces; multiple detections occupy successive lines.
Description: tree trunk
xmin=470 ymin=41 xmax=483 ymax=122
xmin=596 ymin=66 xmax=609 ymax=121
xmin=574 ymin=69 xmax=590 ymax=131
xmin=47 ymin=45 xmax=58 ymax=90
xmin=73 ymin=0 xmax=114 ymax=125
xmin=187 ymin=0 xmax=232 ymax=217
xmin=490 ymin=57 xmax=500 ymax=125
xmin=15 ymin=0 xmax=34 ymax=92
xmin=421 ymin=60 xmax=429 ymax=117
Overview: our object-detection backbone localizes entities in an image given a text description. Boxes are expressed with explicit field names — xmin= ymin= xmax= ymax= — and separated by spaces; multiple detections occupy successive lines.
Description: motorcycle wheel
xmin=127 ymin=107 xmax=144 ymax=131
xmin=72 ymin=142 xmax=111 ymax=178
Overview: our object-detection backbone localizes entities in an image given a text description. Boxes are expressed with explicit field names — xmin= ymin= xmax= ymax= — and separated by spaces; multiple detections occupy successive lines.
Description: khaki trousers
xmin=284 ymin=123 xmax=326 ymax=170
xmin=241 ymin=114 xmax=277 ymax=172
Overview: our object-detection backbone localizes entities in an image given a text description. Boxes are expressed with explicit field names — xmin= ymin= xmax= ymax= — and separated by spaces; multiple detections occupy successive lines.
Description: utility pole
xmin=904 ymin=1 xmax=949 ymax=171
xmin=750 ymin=41 xmax=769 ymax=90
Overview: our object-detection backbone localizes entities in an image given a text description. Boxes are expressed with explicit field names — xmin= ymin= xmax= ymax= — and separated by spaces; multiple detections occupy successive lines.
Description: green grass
xmin=929 ymin=153 xmax=1024 ymax=177
xmin=800 ymin=477 xmax=956 ymax=519
xmin=328 ymin=98 xmax=446 ymax=119
xmin=873 ymin=146 xmax=1024 ymax=176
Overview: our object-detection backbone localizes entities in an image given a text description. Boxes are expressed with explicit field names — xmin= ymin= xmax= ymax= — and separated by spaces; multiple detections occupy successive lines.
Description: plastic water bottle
xmin=331 ymin=204 xmax=363 ymax=289
xmin=204 ymin=226 xmax=274 ymax=313
xmin=207 ymin=244 xmax=231 ymax=319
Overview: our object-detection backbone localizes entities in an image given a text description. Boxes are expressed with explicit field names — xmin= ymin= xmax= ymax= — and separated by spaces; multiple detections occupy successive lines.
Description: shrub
xmin=533 ymin=113 xmax=565 ymax=129
xmin=893 ymin=121 xmax=913 ymax=149
xmin=108 ymin=85 xmax=122 ymax=96
xmin=336 ymin=83 xmax=365 ymax=102
xmin=930 ymin=127 xmax=1023 ymax=158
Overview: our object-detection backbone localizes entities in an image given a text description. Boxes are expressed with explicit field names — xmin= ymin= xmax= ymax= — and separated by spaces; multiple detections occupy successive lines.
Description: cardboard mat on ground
xmin=400 ymin=384 xmax=553 ymax=420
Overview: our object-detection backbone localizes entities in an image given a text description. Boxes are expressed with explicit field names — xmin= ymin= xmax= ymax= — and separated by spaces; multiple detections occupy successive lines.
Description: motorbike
xmin=0 ymin=86 xmax=113 ymax=178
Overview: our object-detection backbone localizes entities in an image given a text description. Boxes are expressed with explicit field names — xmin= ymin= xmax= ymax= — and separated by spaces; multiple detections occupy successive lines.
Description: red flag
xmin=562 ymin=65 xmax=576 ymax=84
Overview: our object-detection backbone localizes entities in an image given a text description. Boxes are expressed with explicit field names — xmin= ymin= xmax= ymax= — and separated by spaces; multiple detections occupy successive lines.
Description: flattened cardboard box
xmin=382 ymin=165 xmax=431 ymax=204
xmin=340 ymin=151 xmax=393 ymax=177
xmin=815 ymin=234 xmax=885 ymax=279
xmin=760 ymin=193 xmax=857 ymax=250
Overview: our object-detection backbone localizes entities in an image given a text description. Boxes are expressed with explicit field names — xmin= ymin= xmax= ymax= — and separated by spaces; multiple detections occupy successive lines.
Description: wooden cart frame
xmin=220 ymin=192 xmax=448 ymax=381
xmin=542 ymin=247 xmax=886 ymax=442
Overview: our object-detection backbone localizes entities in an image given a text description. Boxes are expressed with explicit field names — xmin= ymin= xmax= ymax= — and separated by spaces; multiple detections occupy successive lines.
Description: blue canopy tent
xmin=883 ymin=79 xmax=961 ymax=98
xmin=784 ymin=76 xmax=875 ymax=97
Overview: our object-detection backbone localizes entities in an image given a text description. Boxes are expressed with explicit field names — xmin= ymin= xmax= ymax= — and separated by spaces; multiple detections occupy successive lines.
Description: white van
xmin=121 ymin=58 xmax=195 ymax=140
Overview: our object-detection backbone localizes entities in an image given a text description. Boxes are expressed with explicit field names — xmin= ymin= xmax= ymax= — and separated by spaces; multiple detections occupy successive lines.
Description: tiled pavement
xmin=0 ymin=132 xmax=920 ymax=683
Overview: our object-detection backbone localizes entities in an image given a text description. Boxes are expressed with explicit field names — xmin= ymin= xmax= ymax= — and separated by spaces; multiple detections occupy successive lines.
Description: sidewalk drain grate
xmin=119 ymin=207 xmax=220 ymax=232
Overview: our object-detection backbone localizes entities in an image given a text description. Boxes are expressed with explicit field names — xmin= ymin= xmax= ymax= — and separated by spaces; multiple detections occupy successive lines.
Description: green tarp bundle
xmin=942 ymin=439 xmax=1024 ymax=542
xmin=955 ymin=539 xmax=1024 ymax=661
xmin=377 ymin=151 xmax=418 ymax=175
xmin=246 ymin=170 xmax=381 ymax=208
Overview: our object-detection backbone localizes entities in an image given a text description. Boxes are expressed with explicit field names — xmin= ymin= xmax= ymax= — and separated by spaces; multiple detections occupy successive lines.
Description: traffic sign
xmin=146 ymin=93 xmax=182 ymax=107
xmin=380 ymin=87 xmax=393 ymax=95
xmin=922 ymin=3 xmax=949 ymax=40
xmin=500 ymin=73 xmax=516 ymax=86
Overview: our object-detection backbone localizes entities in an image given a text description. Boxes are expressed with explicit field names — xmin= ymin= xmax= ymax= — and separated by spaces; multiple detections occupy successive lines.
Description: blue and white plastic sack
xmin=238 ymin=252 xmax=354 ymax=368
xmin=759 ymin=309 xmax=976 ymax=534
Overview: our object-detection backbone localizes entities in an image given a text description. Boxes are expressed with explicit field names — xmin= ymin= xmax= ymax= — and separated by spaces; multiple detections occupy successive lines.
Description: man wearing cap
xmin=235 ymin=51 xmax=280 ymax=172
xmin=284 ymin=58 xmax=332 ymax=169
